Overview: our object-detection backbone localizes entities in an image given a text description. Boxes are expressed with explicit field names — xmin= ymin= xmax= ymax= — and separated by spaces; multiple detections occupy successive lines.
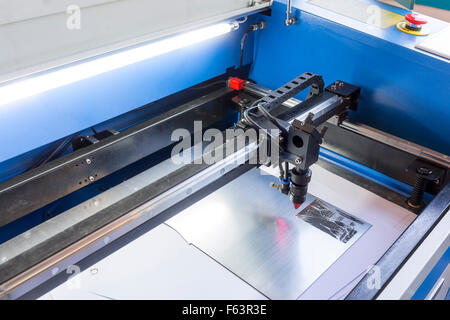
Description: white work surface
xmin=39 ymin=165 xmax=416 ymax=300
xmin=416 ymin=26 xmax=450 ymax=60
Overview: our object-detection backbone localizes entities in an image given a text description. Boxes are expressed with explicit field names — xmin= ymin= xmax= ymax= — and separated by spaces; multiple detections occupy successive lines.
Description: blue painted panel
xmin=286 ymin=0 xmax=448 ymax=50
xmin=0 ymin=22 xmax=254 ymax=165
xmin=251 ymin=1 xmax=450 ymax=154
xmin=320 ymin=148 xmax=412 ymax=197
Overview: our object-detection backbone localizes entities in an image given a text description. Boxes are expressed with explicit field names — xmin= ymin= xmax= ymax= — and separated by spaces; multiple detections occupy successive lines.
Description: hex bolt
xmin=304 ymin=112 xmax=314 ymax=124
xmin=258 ymin=20 xmax=266 ymax=30
xmin=407 ymin=167 xmax=431 ymax=208
xmin=86 ymin=158 xmax=92 ymax=165
xmin=285 ymin=17 xmax=297 ymax=26
xmin=88 ymin=176 xmax=95 ymax=182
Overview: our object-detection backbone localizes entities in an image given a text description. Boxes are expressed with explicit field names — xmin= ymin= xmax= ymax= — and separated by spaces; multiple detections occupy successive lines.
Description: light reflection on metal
xmin=167 ymin=168 xmax=371 ymax=299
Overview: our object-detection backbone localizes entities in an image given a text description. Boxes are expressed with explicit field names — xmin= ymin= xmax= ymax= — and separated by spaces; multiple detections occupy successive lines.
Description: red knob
xmin=405 ymin=13 xmax=427 ymax=25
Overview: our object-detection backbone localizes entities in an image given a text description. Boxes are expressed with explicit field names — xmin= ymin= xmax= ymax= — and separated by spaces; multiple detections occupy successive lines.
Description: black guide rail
xmin=0 ymin=88 xmax=235 ymax=228
xmin=253 ymin=72 xmax=324 ymax=113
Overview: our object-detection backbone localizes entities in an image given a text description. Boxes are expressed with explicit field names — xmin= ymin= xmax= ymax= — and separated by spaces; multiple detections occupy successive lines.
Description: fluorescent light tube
xmin=0 ymin=22 xmax=233 ymax=106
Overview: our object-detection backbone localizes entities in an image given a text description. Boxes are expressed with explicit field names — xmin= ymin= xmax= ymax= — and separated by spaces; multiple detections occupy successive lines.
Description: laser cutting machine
xmin=0 ymin=0 xmax=449 ymax=300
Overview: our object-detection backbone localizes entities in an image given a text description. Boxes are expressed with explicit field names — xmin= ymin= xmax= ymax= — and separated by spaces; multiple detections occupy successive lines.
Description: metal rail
xmin=0 ymin=88 xmax=235 ymax=227
xmin=340 ymin=120 xmax=450 ymax=169
xmin=245 ymin=82 xmax=450 ymax=168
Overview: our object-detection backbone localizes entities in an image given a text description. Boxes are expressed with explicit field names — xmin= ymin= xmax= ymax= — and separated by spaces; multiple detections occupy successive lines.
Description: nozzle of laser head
xmin=289 ymin=168 xmax=312 ymax=209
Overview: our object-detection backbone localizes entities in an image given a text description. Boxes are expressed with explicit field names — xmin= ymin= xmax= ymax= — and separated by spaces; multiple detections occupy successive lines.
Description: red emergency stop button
xmin=405 ymin=13 xmax=427 ymax=26
xmin=397 ymin=12 xmax=429 ymax=35
xmin=229 ymin=77 xmax=245 ymax=91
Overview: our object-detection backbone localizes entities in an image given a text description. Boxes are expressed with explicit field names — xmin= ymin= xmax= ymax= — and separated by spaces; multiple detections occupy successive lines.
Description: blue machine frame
xmin=1 ymin=0 xmax=448 ymax=179
xmin=249 ymin=1 xmax=449 ymax=155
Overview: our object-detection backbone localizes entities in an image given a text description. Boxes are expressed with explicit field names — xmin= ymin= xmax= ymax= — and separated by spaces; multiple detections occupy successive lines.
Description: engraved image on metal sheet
xmin=297 ymin=199 xmax=368 ymax=244
xmin=167 ymin=168 xmax=371 ymax=299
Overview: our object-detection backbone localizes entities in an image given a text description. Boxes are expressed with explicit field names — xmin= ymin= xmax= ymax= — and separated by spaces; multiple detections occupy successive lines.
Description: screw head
xmin=285 ymin=17 xmax=296 ymax=26
xmin=239 ymin=98 xmax=250 ymax=105
xmin=417 ymin=167 xmax=432 ymax=175
xmin=85 ymin=158 xmax=92 ymax=165
xmin=258 ymin=21 xmax=266 ymax=30
xmin=88 ymin=176 xmax=95 ymax=182
xmin=295 ymin=157 xmax=302 ymax=164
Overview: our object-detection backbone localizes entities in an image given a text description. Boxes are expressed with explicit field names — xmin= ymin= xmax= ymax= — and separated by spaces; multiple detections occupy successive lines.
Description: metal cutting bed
xmin=36 ymin=164 xmax=415 ymax=300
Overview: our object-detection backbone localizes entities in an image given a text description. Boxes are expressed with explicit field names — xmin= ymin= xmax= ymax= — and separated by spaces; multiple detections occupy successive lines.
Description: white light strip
xmin=0 ymin=23 xmax=233 ymax=106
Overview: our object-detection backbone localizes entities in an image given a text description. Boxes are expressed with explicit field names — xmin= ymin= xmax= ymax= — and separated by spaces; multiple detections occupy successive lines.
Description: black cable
xmin=48 ymin=131 xmax=82 ymax=162
xmin=257 ymin=103 xmax=289 ymax=136
xmin=239 ymin=32 xmax=249 ymax=71
xmin=243 ymin=104 xmax=261 ymax=130
xmin=28 ymin=136 xmax=72 ymax=170
xmin=239 ymin=26 xmax=255 ymax=71
xmin=28 ymin=130 xmax=83 ymax=171
xmin=279 ymin=161 xmax=284 ymax=178
xmin=284 ymin=161 xmax=289 ymax=181
xmin=243 ymin=102 xmax=285 ymax=152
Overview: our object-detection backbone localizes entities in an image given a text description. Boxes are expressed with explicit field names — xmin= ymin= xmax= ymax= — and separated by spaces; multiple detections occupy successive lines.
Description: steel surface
xmin=167 ymin=168 xmax=371 ymax=299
